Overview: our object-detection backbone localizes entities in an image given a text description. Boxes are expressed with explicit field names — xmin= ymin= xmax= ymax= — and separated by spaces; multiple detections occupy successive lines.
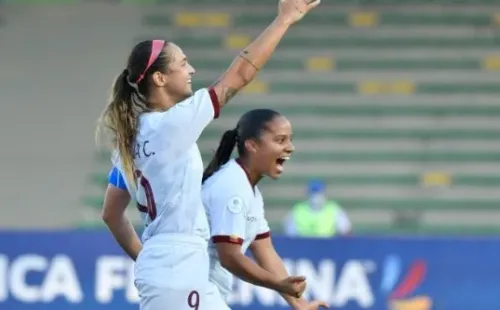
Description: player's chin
xmin=267 ymin=165 xmax=285 ymax=180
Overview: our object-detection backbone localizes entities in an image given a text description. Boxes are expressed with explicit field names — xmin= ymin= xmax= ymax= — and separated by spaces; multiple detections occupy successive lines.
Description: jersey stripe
xmin=255 ymin=231 xmax=271 ymax=240
xmin=208 ymin=87 xmax=220 ymax=119
xmin=212 ymin=235 xmax=244 ymax=245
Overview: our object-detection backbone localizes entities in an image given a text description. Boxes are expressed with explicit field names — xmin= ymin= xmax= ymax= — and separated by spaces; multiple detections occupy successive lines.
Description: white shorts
xmin=134 ymin=234 xmax=209 ymax=310
xmin=205 ymin=281 xmax=231 ymax=310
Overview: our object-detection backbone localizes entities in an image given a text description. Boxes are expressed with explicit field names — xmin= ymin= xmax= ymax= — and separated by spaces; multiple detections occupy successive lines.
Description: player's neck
xmin=236 ymin=157 xmax=262 ymax=189
xmin=147 ymin=92 xmax=176 ymax=111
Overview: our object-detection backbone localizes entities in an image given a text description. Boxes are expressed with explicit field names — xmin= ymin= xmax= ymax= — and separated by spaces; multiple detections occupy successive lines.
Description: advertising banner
xmin=0 ymin=231 xmax=498 ymax=310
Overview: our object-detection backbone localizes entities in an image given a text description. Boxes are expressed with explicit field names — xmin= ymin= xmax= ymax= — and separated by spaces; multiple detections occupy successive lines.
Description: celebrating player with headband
xmin=97 ymin=0 xmax=321 ymax=309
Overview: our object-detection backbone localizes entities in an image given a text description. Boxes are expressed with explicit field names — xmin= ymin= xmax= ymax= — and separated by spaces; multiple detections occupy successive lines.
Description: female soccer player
xmin=201 ymin=109 xmax=329 ymax=310
xmin=97 ymin=0 xmax=321 ymax=309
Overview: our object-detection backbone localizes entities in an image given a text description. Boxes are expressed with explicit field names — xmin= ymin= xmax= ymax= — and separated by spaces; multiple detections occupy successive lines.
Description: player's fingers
xmin=292 ymin=281 xmax=306 ymax=298
xmin=296 ymin=281 xmax=306 ymax=290
xmin=307 ymin=0 xmax=321 ymax=9
xmin=296 ymin=281 xmax=306 ymax=297
xmin=314 ymin=300 xmax=330 ymax=309
xmin=289 ymin=275 xmax=306 ymax=283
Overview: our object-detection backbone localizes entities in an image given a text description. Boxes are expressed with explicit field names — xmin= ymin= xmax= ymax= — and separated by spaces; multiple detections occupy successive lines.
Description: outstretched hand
xmin=277 ymin=0 xmax=321 ymax=25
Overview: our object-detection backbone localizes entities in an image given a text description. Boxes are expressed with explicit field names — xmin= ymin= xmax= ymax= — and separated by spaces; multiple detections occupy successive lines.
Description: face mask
xmin=309 ymin=193 xmax=326 ymax=210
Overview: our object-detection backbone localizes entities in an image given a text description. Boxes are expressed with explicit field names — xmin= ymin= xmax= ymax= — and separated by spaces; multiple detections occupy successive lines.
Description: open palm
xmin=278 ymin=0 xmax=322 ymax=25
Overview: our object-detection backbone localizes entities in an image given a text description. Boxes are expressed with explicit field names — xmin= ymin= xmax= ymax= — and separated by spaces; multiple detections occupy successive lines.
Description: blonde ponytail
xmin=96 ymin=69 xmax=140 ymax=189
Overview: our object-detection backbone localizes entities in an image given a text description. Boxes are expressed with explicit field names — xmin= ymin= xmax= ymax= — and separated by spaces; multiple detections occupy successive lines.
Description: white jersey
xmin=202 ymin=159 xmax=271 ymax=301
xmin=112 ymin=88 xmax=220 ymax=243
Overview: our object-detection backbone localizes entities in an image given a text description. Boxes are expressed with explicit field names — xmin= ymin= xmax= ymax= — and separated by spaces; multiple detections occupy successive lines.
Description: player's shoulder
xmin=177 ymin=88 xmax=210 ymax=106
xmin=203 ymin=161 xmax=252 ymax=199
xmin=138 ymin=88 xmax=210 ymax=130
xmin=206 ymin=160 xmax=247 ymax=186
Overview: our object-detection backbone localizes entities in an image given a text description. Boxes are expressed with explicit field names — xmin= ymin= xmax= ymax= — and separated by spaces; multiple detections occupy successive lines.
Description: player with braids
xmin=98 ymin=0 xmax=321 ymax=309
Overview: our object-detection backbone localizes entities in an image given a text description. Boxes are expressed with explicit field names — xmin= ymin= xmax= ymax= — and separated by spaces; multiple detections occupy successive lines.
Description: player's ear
xmin=244 ymin=139 xmax=259 ymax=154
xmin=151 ymin=71 xmax=167 ymax=87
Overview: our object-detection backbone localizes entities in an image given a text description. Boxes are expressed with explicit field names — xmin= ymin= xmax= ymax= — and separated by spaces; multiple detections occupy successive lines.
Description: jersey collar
xmin=235 ymin=158 xmax=256 ymax=193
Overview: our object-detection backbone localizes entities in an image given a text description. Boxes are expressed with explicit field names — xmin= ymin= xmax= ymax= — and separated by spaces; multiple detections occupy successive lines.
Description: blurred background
xmin=1 ymin=0 xmax=500 ymax=309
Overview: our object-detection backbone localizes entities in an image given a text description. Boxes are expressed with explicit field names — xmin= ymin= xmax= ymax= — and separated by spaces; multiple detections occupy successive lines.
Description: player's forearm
xmin=220 ymin=252 xmax=281 ymax=291
xmin=104 ymin=215 xmax=142 ymax=261
xmin=257 ymin=253 xmax=307 ymax=309
xmin=236 ymin=16 xmax=290 ymax=73
xmin=213 ymin=17 xmax=291 ymax=106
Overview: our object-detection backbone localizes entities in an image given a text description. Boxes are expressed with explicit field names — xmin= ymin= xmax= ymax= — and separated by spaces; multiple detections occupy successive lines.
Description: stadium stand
xmin=2 ymin=1 xmax=500 ymax=234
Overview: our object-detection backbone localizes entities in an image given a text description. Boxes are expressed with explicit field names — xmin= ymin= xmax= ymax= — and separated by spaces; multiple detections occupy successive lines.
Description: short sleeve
xmin=109 ymin=151 xmax=134 ymax=196
xmin=156 ymin=88 xmax=219 ymax=151
xmin=208 ymin=195 xmax=247 ymax=245
xmin=255 ymin=216 xmax=270 ymax=240
xmin=108 ymin=166 xmax=128 ymax=191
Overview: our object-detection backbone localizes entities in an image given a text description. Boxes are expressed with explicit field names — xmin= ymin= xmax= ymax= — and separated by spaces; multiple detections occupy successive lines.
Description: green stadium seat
xmin=142 ymin=11 xmax=496 ymax=31
xmin=202 ymin=104 xmax=500 ymax=117
xmin=188 ymin=57 xmax=483 ymax=71
xmin=200 ymin=128 xmax=500 ymax=139
xmin=262 ymin=197 xmax=500 ymax=211
xmin=88 ymin=171 xmax=500 ymax=188
xmin=133 ymin=34 xmax=500 ymax=50
xmin=190 ymin=81 xmax=500 ymax=95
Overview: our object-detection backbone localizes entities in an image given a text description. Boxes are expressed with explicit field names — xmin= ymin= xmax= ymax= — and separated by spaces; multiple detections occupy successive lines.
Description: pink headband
xmin=135 ymin=40 xmax=166 ymax=84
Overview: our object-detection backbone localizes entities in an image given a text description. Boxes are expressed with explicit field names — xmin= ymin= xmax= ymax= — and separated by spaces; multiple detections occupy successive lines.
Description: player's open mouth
xmin=276 ymin=156 xmax=290 ymax=173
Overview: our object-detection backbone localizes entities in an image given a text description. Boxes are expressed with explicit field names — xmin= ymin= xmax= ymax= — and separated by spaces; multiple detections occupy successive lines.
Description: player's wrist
xmin=290 ymin=297 xmax=308 ymax=310
xmin=265 ymin=275 xmax=283 ymax=292
xmin=273 ymin=15 xmax=293 ymax=28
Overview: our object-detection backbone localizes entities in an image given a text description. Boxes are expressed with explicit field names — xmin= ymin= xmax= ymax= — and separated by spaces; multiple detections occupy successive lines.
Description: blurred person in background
xmin=98 ymin=0 xmax=321 ymax=309
xmin=284 ymin=180 xmax=352 ymax=237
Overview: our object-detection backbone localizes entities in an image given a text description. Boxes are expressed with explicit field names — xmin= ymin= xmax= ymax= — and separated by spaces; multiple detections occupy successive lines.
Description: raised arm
xmin=211 ymin=0 xmax=321 ymax=106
